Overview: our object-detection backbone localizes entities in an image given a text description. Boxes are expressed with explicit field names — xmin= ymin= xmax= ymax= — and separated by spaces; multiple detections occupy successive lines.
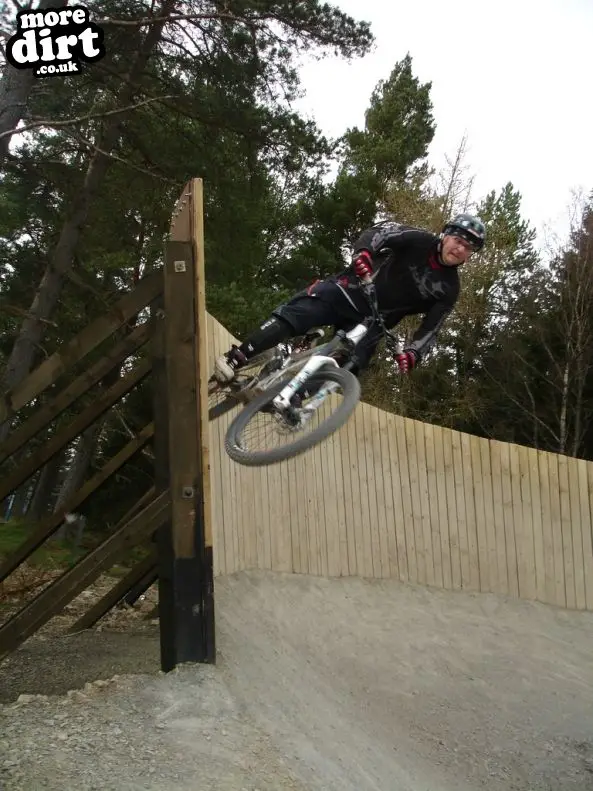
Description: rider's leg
xmin=214 ymin=285 xmax=355 ymax=383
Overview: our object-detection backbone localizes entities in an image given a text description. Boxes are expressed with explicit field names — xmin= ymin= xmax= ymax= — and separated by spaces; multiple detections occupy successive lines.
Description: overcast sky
xmin=292 ymin=0 xmax=592 ymax=252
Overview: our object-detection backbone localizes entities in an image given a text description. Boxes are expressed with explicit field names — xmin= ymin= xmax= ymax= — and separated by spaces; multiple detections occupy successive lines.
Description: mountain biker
xmin=214 ymin=213 xmax=486 ymax=383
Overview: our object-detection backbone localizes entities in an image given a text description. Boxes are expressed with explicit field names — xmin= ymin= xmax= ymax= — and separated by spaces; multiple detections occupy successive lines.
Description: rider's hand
xmin=394 ymin=350 xmax=417 ymax=374
xmin=353 ymin=250 xmax=373 ymax=280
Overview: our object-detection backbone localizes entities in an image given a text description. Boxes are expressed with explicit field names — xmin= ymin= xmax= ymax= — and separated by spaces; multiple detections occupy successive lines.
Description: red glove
xmin=394 ymin=350 xmax=417 ymax=373
xmin=353 ymin=250 xmax=373 ymax=280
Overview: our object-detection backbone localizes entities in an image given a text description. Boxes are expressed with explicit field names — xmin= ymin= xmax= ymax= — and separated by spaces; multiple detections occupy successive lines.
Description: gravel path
xmin=1 ymin=569 xmax=593 ymax=790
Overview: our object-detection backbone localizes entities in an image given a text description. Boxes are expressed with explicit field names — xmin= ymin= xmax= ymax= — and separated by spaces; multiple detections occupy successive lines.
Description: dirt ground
xmin=1 ymin=569 xmax=593 ymax=790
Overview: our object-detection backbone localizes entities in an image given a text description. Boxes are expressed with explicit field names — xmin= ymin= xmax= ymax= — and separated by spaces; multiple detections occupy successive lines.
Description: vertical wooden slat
xmin=346 ymin=409 xmax=364 ymax=576
xmin=323 ymin=425 xmax=341 ymax=578
xmin=387 ymin=413 xmax=409 ymax=582
xmin=442 ymin=427 xmax=460 ymax=590
xmin=489 ymin=440 xmax=508 ymax=595
xmin=451 ymin=429 xmax=470 ymax=588
xmin=470 ymin=434 xmax=488 ymax=592
xmin=583 ymin=461 xmax=593 ymax=610
xmin=567 ymin=456 xmax=586 ymax=610
xmin=528 ymin=446 xmax=546 ymax=603
xmin=378 ymin=410 xmax=398 ymax=578
xmin=558 ymin=453 xmax=576 ymax=609
xmin=357 ymin=405 xmax=375 ymax=577
xmin=537 ymin=450 xmax=556 ymax=606
xmin=406 ymin=418 xmax=425 ymax=584
xmin=416 ymin=420 xmax=436 ymax=587
xmin=480 ymin=439 xmax=498 ymax=594
xmin=461 ymin=432 xmax=479 ymax=590
xmin=398 ymin=416 xmax=418 ymax=583
xmin=370 ymin=407 xmax=390 ymax=578
xmin=424 ymin=422 xmax=443 ymax=589
xmin=340 ymin=412 xmax=357 ymax=576
xmin=517 ymin=445 xmax=536 ymax=600
xmin=432 ymin=425 xmax=451 ymax=590
xmin=332 ymin=424 xmax=349 ymax=577
xmin=547 ymin=452 xmax=566 ymax=608
xmin=507 ymin=443 xmax=523 ymax=598
xmin=362 ymin=404 xmax=382 ymax=577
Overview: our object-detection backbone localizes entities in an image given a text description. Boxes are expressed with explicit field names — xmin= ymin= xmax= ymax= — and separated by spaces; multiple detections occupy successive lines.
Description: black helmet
xmin=442 ymin=213 xmax=486 ymax=251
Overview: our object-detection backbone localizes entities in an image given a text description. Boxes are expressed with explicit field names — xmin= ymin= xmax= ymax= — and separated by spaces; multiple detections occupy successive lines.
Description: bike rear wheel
xmin=224 ymin=367 xmax=360 ymax=466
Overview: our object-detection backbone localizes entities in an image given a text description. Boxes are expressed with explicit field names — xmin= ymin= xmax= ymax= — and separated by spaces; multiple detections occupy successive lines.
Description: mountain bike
xmin=207 ymin=279 xmax=402 ymax=467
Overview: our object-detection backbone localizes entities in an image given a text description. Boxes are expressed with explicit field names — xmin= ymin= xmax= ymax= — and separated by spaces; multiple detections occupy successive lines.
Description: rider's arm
xmin=406 ymin=299 xmax=455 ymax=362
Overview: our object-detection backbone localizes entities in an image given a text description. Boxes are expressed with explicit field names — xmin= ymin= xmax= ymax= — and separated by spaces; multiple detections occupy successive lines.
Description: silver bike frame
xmin=272 ymin=322 xmax=369 ymax=411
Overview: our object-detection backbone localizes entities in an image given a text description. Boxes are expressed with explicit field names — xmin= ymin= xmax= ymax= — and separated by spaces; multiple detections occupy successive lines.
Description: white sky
xmin=292 ymin=0 xmax=593 ymax=253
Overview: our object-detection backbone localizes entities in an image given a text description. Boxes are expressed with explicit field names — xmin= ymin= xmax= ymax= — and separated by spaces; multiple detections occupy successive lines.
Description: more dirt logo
xmin=6 ymin=5 xmax=105 ymax=78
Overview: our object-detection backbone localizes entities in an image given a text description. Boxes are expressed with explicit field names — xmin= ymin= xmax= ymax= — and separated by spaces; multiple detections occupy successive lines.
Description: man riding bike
xmin=214 ymin=213 xmax=486 ymax=384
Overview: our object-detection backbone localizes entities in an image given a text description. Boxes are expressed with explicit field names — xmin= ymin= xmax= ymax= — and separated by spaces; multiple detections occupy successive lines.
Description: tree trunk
xmin=27 ymin=450 xmax=66 ymax=522
xmin=0 ymin=0 xmax=177 ymax=443
xmin=0 ymin=0 xmax=67 ymax=160
xmin=559 ymin=360 xmax=569 ymax=455
xmin=54 ymin=420 xmax=104 ymax=539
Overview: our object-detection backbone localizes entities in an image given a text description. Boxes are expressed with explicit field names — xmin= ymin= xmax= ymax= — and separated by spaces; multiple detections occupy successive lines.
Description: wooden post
xmin=156 ymin=178 xmax=215 ymax=670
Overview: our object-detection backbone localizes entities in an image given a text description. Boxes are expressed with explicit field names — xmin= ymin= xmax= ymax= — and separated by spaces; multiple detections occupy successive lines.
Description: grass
xmin=0 ymin=519 xmax=151 ymax=574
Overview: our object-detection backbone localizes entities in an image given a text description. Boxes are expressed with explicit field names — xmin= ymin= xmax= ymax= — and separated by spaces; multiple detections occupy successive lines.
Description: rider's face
xmin=440 ymin=234 xmax=477 ymax=266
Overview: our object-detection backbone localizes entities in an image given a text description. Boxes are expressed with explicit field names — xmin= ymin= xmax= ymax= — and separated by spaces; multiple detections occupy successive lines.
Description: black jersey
xmin=331 ymin=221 xmax=460 ymax=360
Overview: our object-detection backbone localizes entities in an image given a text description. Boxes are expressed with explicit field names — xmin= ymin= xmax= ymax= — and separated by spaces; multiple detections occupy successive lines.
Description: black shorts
xmin=272 ymin=280 xmax=383 ymax=371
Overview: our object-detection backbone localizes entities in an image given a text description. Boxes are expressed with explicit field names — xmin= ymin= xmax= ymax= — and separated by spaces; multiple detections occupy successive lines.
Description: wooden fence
xmin=207 ymin=314 xmax=593 ymax=611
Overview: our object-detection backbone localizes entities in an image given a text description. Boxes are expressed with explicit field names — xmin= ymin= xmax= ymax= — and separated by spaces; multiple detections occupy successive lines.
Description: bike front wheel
xmin=224 ymin=367 xmax=360 ymax=466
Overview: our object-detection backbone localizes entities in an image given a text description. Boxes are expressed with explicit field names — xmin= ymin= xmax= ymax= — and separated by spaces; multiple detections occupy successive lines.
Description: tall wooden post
xmin=155 ymin=178 xmax=215 ymax=669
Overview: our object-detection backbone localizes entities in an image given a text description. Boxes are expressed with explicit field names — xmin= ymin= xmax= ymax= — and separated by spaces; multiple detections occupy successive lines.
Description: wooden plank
xmin=517 ymin=445 xmax=536 ymax=600
xmin=452 ymin=430 xmax=470 ymax=589
xmin=357 ymin=404 xmax=375 ymax=577
xmin=489 ymin=440 xmax=508 ymax=596
xmin=324 ymin=419 xmax=342 ymax=577
xmin=0 ymin=270 xmax=161 ymax=423
xmin=537 ymin=451 xmax=556 ymax=605
xmin=0 ymin=321 xmax=151 ymax=467
xmin=379 ymin=409 xmax=398 ymax=578
xmin=424 ymin=422 xmax=442 ymax=588
xmin=558 ymin=453 xmax=576 ymax=609
xmin=405 ymin=418 xmax=425 ymax=584
xmin=342 ymin=412 xmax=359 ymax=575
xmin=163 ymin=240 xmax=205 ymax=559
xmin=396 ymin=415 xmax=417 ymax=582
xmin=583 ymin=461 xmax=593 ymax=610
xmin=347 ymin=408 xmax=364 ymax=577
xmin=0 ymin=424 xmax=155 ymax=584
xmin=567 ymin=456 xmax=586 ymax=610
xmin=507 ymin=443 xmax=523 ymax=598
xmin=371 ymin=406 xmax=390 ymax=578
xmin=470 ymin=434 xmax=488 ymax=592
xmin=547 ymin=452 xmax=566 ymax=608
xmin=332 ymin=422 xmax=350 ymax=577
xmin=364 ymin=403 xmax=384 ymax=577
xmin=191 ymin=178 xmax=213 ymax=560
xmin=0 ymin=491 xmax=170 ymax=661
xmin=528 ymin=447 xmax=546 ymax=603
xmin=415 ymin=419 xmax=435 ymax=586
xmin=480 ymin=439 xmax=497 ymax=594
xmin=442 ymin=427 xmax=461 ymax=590
xmin=0 ymin=359 xmax=151 ymax=503
xmin=461 ymin=432 xmax=479 ymax=591
xmin=158 ymin=178 xmax=215 ymax=671
xmin=69 ymin=549 xmax=158 ymax=632
xmin=432 ymin=425 xmax=451 ymax=590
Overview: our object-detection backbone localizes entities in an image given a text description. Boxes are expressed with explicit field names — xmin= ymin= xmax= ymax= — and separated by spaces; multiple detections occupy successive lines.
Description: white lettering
xmin=78 ymin=27 xmax=101 ymax=58
xmin=10 ymin=30 xmax=38 ymax=63
xmin=54 ymin=34 xmax=78 ymax=60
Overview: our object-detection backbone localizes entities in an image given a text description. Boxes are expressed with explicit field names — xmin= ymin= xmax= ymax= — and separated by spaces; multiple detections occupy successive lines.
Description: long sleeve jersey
xmin=331 ymin=221 xmax=460 ymax=360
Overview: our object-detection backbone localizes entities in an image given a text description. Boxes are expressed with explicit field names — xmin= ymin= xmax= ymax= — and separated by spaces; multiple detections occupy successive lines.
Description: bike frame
xmin=271 ymin=281 xmax=401 ymax=417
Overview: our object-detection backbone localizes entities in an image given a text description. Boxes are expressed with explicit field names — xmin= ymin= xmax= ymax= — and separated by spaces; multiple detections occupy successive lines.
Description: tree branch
xmin=0 ymin=95 xmax=177 ymax=141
